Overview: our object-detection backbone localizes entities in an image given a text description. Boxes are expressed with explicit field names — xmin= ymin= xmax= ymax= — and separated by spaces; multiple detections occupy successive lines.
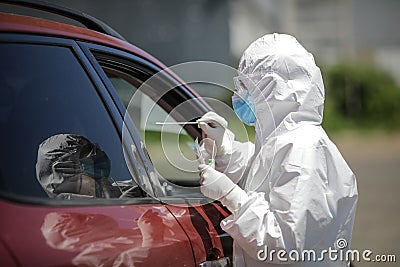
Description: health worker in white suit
xmin=197 ymin=33 xmax=358 ymax=267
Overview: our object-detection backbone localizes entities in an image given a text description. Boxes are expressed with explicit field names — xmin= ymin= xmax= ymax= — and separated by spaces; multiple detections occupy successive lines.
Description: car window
xmin=92 ymin=53 xmax=203 ymax=193
xmin=0 ymin=43 xmax=140 ymax=199
xmin=104 ymin=68 xmax=200 ymax=186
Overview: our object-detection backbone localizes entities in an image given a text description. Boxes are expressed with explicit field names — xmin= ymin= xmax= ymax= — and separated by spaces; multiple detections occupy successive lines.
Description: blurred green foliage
xmin=322 ymin=63 xmax=400 ymax=132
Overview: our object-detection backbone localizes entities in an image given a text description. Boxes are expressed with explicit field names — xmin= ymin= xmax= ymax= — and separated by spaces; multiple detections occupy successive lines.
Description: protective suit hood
xmin=237 ymin=33 xmax=325 ymax=141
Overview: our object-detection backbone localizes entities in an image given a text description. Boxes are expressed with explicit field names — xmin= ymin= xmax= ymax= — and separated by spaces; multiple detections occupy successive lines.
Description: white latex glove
xmin=197 ymin=112 xmax=234 ymax=156
xmin=199 ymin=164 xmax=236 ymax=200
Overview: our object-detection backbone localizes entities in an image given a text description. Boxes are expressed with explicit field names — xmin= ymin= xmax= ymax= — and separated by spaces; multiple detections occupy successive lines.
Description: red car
xmin=0 ymin=1 xmax=232 ymax=266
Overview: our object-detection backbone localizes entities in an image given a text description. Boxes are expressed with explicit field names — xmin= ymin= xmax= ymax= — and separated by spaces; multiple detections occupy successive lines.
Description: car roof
xmin=0 ymin=13 xmax=167 ymax=69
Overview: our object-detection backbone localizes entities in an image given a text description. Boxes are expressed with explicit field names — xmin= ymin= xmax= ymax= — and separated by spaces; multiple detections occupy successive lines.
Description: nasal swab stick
xmin=155 ymin=120 xmax=211 ymax=125
xmin=155 ymin=121 xmax=199 ymax=125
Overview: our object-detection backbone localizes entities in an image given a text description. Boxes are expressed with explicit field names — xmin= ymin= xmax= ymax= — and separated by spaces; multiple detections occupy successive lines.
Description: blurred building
xmin=230 ymin=0 xmax=400 ymax=84
xmin=2 ymin=0 xmax=399 ymax=84
xmin=0 ymin=0 xmax=231 ymax=66
xmin=52 ymin=0 xmax=231 ymax=67
xmin=0 ymin=0 xmax=233 ymax=98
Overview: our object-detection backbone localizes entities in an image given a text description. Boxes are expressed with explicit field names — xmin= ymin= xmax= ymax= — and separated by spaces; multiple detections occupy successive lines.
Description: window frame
xmin=78 ymin=42 xmax=209 ymax=138
xmin=79 ymin=43 xmax=212 ymax=195
xmin=0 ymin=33 xmax=160 ymax=205
xmin=0 ymin=33 xmax=213 ymax=205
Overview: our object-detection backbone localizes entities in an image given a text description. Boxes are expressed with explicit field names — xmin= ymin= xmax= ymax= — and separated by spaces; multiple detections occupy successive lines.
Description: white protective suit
xmin=202 ymin=34 xmax=358 ymax=266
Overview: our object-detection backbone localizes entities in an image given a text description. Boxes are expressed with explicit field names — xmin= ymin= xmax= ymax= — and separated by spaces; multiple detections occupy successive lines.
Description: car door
xmin=0 ymin=34 xmax=198 ymax=267
xmin=80 ymin=43 xmax=233 ymax=266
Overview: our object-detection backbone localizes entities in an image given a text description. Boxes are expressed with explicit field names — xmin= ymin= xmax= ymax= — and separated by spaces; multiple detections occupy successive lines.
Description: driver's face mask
xmin=79 ymin=143 xmax=111 ymax=180
xmin=80 ymin=144 xmax=120 ymax=198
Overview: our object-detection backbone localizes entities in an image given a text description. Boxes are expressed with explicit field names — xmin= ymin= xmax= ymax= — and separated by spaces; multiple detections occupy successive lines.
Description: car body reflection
xmin=41 ymin=207 xmax=194 ymax=266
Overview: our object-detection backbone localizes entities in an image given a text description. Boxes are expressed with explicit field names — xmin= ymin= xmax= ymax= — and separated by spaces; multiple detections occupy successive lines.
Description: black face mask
xmin=79 ymin=143 xmax=111 ymax=180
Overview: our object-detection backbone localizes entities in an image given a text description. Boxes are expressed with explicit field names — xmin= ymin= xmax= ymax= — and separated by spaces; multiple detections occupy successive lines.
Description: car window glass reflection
xmin=36 ymin=134 xmax=140 ymax=199
xmin=40 ymin=208 xmax=194 ymax=266
xmin=0 ymin=43 xmax=137 ymax=199
xmin=99 ymin=65 xmax=200 ymax=189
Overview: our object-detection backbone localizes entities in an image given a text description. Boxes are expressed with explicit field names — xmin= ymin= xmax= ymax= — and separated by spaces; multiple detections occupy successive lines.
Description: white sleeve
xmin=219 ymin=145 xmax=344 ymax=263
xmin=220 ymin=190 xmax=289 ymax=263
xmin=214 ymin=140 xmax=255 ymax=184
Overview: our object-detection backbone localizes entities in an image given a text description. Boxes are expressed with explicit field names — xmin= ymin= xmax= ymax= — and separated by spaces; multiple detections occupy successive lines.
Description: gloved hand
xmin=197 ymin=112 xmax=234 ymax=157
xmin=199 ymin=164 xmax=236 ymax=200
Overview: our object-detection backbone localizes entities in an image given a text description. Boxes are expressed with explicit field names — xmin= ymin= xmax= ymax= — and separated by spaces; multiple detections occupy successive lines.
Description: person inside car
xmin=36 ymin=134 xmax=121 ymax=199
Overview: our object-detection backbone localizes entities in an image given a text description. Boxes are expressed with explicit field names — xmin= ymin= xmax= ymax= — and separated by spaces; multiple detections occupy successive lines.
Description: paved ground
xmin=331 ymin=132 xmax=400 ymax=266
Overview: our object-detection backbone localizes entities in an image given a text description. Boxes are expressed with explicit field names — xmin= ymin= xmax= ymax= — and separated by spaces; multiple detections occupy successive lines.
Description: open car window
xmin=92 ymin=51 xmax=207 ymax=196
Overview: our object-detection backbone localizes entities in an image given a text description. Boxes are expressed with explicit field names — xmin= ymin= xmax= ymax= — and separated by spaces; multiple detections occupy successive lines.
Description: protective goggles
xmin=233 ymin=73 xmax=265 ymax=97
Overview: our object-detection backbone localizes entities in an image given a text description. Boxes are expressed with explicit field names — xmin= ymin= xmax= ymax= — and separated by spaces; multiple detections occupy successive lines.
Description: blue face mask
xmin=232 ymin=92 xmax=256 ymax=126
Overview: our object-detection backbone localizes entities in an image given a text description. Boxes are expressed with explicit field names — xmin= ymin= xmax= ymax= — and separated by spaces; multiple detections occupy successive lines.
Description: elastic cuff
xmin=221 ymin=185 xmax=249 ymax=213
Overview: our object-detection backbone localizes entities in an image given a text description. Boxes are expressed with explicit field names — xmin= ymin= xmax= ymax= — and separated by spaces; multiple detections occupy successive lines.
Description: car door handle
xmin=199 ymin=256 xmax=231 ymax=267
